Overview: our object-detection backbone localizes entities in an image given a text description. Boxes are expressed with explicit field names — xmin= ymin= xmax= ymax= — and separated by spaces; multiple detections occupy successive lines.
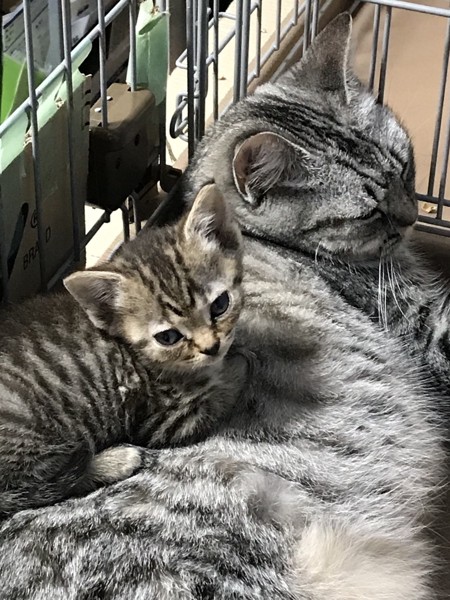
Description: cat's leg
xmin=82 ymin=444 xmax=143 ymax=489
xmin=0 ymin=442 xmax=142 ymax=517
xmin=226 ymin=343 xmax=256 ymax=383
xmin=219 ymin=344 xmax=255 ymax=405
xmin=42 ymin=444 xmax=144 ymax=498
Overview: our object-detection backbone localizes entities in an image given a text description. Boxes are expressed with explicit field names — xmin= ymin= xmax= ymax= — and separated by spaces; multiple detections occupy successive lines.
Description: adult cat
xmin=0 ymin=14 xmax=446 ymax=600
xmin=185 ymin=11 xmax=450 ymax=416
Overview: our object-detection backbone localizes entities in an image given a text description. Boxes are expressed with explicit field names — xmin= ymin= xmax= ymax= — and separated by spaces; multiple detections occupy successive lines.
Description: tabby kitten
xmin=0 ymin=184 xmax=247 ymax=517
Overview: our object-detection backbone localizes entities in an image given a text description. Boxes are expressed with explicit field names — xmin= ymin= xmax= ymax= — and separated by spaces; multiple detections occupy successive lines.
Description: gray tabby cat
xmin=186 ymin=2 xmax=450 ymax=416
xmin=191 ymin=4 xmax=450 ymax=419
xmin=0 ymin=14 xmax=446 ymax=600
xmin=0 ymin=184 xmax=247 ymax=517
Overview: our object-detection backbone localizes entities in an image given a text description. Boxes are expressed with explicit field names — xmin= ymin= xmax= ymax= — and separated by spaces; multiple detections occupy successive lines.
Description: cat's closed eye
xmin=154 ymin=329 xmax=184 ymax=346
xmin=400 ymin=159 xmax=414 ymax=184
xmin=210 ymin=291 xmax=230 ymax=319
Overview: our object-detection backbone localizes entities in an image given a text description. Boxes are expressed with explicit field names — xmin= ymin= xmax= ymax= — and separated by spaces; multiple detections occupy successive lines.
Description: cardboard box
xmin=2 ymin=0 xmax=117 ymax=70
xmin=0 ymin=73 xmax=90 ymax=302
xmin=2 ymin=0 xmax=49 ymax=68
xmin=70 ymin=0 xmax=117 ymax=45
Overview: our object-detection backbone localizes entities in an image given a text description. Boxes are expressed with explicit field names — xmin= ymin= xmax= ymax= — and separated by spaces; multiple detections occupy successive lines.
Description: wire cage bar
xmin=0 ymin=0 xmax=154 ymax=301
xmin=23 ymin=0 xmax=46 ymax=286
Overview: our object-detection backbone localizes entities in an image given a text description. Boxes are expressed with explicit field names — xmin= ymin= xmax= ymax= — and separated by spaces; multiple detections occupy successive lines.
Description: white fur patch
xmin=89 ymin=445 xmax=142 ymax=483
xmin=235 ymin=470 xmax=303 ymax=526
xmin=292 ymin=520 xmax=432 ymax=600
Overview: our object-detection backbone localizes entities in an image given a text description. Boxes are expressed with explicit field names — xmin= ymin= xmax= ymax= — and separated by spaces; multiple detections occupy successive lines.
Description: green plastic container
xmin=1 ymin=54 xmax=45 ymax=124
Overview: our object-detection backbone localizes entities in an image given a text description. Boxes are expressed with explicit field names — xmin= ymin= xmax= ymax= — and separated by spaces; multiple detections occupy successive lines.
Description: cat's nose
xmin=201 ymin=341 xmax=220 ymax=356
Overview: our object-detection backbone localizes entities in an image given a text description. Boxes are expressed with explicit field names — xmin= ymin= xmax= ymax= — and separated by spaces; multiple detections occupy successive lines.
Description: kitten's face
xmin=225 ymin=14 xmax=417 ymax=261
xmin=112 ymin=233 xmax=242 ymax=369
xmin=65 ymin=185 xmax=243 ymax=370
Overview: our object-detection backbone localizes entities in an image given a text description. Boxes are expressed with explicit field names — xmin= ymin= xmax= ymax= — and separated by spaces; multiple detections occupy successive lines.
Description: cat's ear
xmin=184 ymin=184 xmax=240 ymax=250
xmin=232 ymin=132 xmax=300 ymax=205
xmin=64 ymin=270 xmax=125 ymax=330
xmin=278 ymin=13 xmax=352 ymax=103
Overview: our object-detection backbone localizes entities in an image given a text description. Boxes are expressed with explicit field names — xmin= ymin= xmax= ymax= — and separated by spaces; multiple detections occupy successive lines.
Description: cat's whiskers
xmin=378 ymin=256 xmax=388 ymax=331
xmin=387 ymin=258 xmax=412 ymax=327
xmin=383 ymin=260 xmax=389 ymax=331
xmin=314 ymin=241 xmax=323 ymax=268
xmin=377 ymin=257 xmax=383 ymax=329
xmin=381 ymin=217 xmax=411 ymax=326
xmin=392 ymin=258 xmax=412 ymax=308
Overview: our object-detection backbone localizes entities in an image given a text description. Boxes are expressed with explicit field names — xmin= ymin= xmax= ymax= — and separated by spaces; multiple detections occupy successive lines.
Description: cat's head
xmin=64 ymin=185 xmax=243 ymax=370
xmin=217 ymin=13 xmax=417 ymax=260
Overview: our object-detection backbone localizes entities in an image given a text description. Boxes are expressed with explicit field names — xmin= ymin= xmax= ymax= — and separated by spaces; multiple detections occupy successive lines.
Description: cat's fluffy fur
xmin=0 ymin=185 xmax=246 ymax=517
xmin=0 ymin=14 xmax=447 ymax=600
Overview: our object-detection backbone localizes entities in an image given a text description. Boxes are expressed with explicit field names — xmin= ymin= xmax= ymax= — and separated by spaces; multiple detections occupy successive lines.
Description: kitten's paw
xmin=89 ymin=445 xmax=142 ymax=484
xmin=226 ymin=345 xmax=257 ymax=380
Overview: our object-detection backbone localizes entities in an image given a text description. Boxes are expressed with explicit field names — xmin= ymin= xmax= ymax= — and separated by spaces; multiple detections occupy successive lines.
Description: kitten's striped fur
xmin=0 ymin=185 xmax=247 ymax=516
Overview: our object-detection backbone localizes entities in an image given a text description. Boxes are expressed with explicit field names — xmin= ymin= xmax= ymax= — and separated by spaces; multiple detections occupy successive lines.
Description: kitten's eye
xmin=210 ymin=291 xmax=230 ymax=319
xmin=154 ymin=329 xmax=183 ymax=346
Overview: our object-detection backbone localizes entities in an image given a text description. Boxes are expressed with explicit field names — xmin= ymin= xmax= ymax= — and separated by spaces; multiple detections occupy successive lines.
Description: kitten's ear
xmin=232 ymin=132 xmax=300 ymax=205
xmin=64 ymin=270 xmax=125 ymax=330
xmin=278 ymin=13 xmax=352 ymax=103
xmin=184 ymin=184 xmax=241 ymax=250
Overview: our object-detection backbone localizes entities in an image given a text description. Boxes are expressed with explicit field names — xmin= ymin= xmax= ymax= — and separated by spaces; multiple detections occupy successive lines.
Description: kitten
xmin=0 ymin=184 xmax=248 ymax=517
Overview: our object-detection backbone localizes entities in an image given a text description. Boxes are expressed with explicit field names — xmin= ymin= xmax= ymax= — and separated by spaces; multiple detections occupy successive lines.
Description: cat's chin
xmin=167 ymin=355 xmax=225 ymax=373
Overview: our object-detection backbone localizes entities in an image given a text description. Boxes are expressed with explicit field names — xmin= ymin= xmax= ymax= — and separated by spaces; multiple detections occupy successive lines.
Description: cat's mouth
xmin=190 ymin=331 xmax=235 ymax=368
xmin=203 ymin=332 xmax=235 ymax=365
xmin=184 ymin=353 xmax=224 ymax=370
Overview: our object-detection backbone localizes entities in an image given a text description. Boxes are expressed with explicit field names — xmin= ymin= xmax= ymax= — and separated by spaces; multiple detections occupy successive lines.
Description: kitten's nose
xmin=201 ymin=341 xmax=220 ymax=356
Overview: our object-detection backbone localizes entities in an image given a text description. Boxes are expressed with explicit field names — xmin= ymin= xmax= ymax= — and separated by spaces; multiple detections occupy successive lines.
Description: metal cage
xmin=0 ymin=0 xmax=161 ymax=303
xmin=0 ymin=0 xmax=449 ymax=303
